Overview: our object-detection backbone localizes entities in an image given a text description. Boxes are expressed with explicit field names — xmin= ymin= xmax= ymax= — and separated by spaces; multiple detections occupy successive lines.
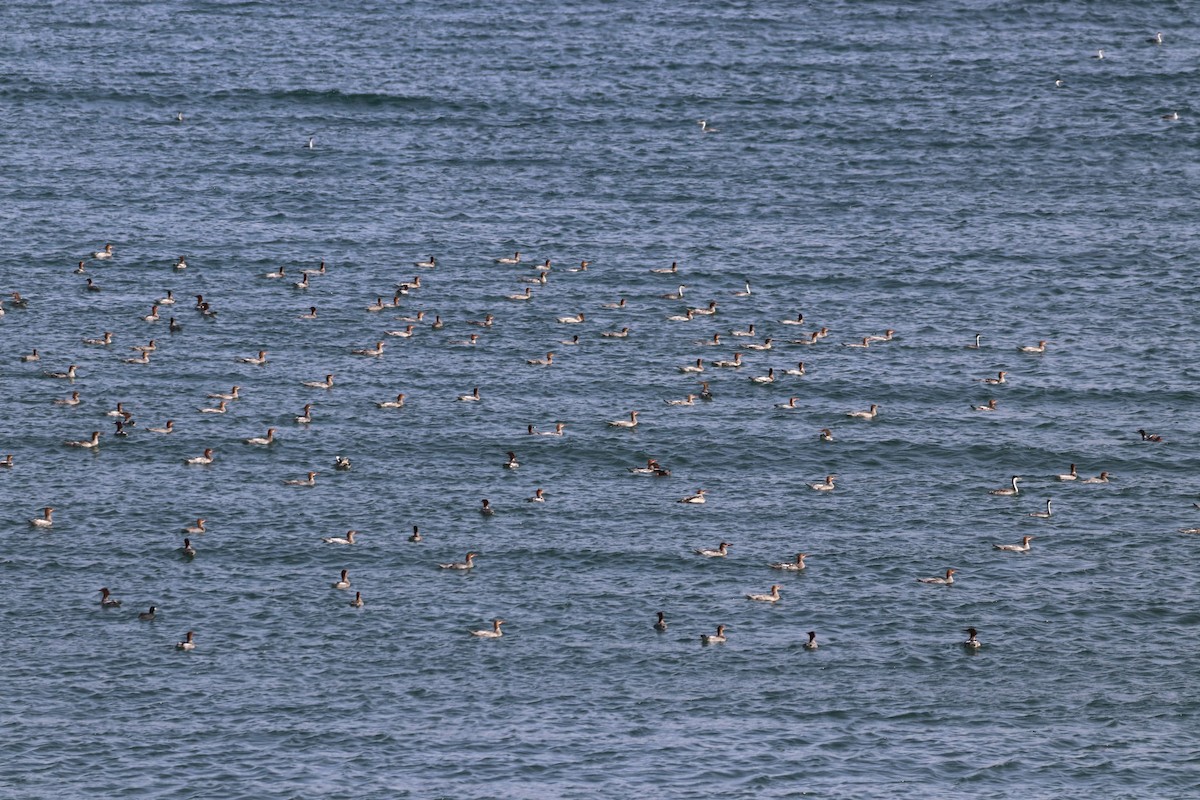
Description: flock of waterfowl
xmin=11 ymin=232 xmax=1185 ymax=659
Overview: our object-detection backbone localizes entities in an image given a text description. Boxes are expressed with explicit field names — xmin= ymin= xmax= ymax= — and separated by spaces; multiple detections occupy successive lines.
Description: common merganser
xmin=480 ymin=499 xmax=494 ymax=515
xmin=303 ymin=261 xmax=327 ymax=276
xmin=45 ymin=364 xmax=78 ymax=380
xmin=667 ymin=394 xmax=698 ymax=406
xmin=712 ymin=353 xmax=743 ymax=368
xmin=74 ymin=261 xmax=86 ymax=274
xmin=678 ymin=489 xmax=708 ymax=504
xmin=845 ymin=337 xmax=872 ymax=349
xmin=20 ymin=349 xmax=39 ymax=362
xmin=366 ymin=297 xmax=388 ymax=312
xmin=294 ymin=404 xmax=314 ymax=424
xmin=182 ymin=519 xmax=206 ymax=534
xmin=746 ymin=585 xmax=782 ymax=603
xmin=608 ymin=410 xmax=639 ymax=428
xmin=654 ymin=612 xmax=668 ymax=632
xmin=1018 ymin=340 xmax=1048 ymax=354
xmin=526 ymin=352 xmax=554 ymax=366
xmin=180 ymin=538 xmax=196 ymax=558
xmin=351 ymin=341 xmax=384 ymax=356
xmin=184 ymin=448 xmax=214 ymax=465
xmin=495 ymin=252 xmax=521 ymax=264
xmin=176 ymin=631 xmax=196 ymax=651
xmin=208 ymin=386 xmax=241 ymax=401
xmin=1056 ymin=464 xmax=1078 ymax=481
xmin=147 ymin=420 xmax=175 ymax=434
xmin=65 ymin=431 xmax=101 ymax=448
xmin=156 ymin=290 xmax=176 ymax=307
xmin=470 ymin=619 xmax=504 ymax=638
xmin=629 ymin=459 xmax=670 ymax=476
xmin=690 ymin=301 xmax=718 ymax=316
xmin=1081 ymin=471 xmax=1111 ymax=484
xmin=332 ymin=569 xmax=351 ymax=589
xmin=1028 ymin=499 xmax=1053 ymax=518
xmin=293 ymin=274 xmax=310 ymax=290
xmin=783 ymin=362 xmax=806 ymax=376
xmin=323 ymin=530 xmax=356 ymax=545
xmin=300 ymin=306 xmax=318 ymax=319
xmin=450 ymin=334 xmax=480 ymax=346
xmin=963 ymin=628 xmax=981 ymax=649
xmin=409 ymin=526 xmax=422 ymax=542
xmin=790 ymin=332 xmax=821 ymax=345
xmin=847 ymin=404 xmax=879 ymax=420
xmin=993 ymin=536 xmax=1033 ymax=553
xmin=694 ymin=542 xmax=730 ymax=557
xmin=284 ymin=471 xmax=318 ymax=487
xmin=92 ymin=243 xmax=114 ymax=259
xmin=98 ymin=587 xmax=122 ymax=607
xmin=750 ymin=368 xmax=775 ymax=384
xmin=457 ymin=387 xmax=482 ymax=402
xmin=698 ymin=381 xmax=713 ymax=401
xmin=54 ymin=392 xmax=82 ymax=406
xmin=302 ymin=375 xmax=334 ymax=389
xmin=731 ymin=324 xmax=756 ymax=337
xmin=1137 ymin=429 xmax=1164 ymax=443
xmin=972 ymin=399 xmax=998 ymax=412
xmin=83 ymin=332 xmax=114 ymax=346
xmin=700 ymin=625 xmax=727 ymax=645
xmin=678 ymin=358 xmax=704 ymax=373
xmin=742 ymin=338 xmax=772 ymax=351
xmin=808 ymin=474 xmax=836 ymax=492
xmin=917 ymin=568 xmax=957 ymax=585
xmin=769 ymin=553 xmax=809 ymax=571
xmin=818 ymin=428 xmax=834 ymax=442
xmin=238 ymin=350 xmax=268 ymax=365
xmin=131 ymin=340 xmax=156 ymax=353
xmin=0 ymin=455 xmax=12 ymax=468
xmin=804 ymin=631 xmax=818 ymax=650
xmin=559 ymin=335 xmax=579 ymax=346
xmin=989 ymin=476 xmax=1021 ymax=496
xmin=780 ymin=313 xmax=805 ymax=326
xmin=966 ymin=333 xmax=982 ymax=349
xmin=245 ymin=428 xmax=276 ymax=446
xmin=526 ymin=488 xmax=546 ymax=503
xmin=650 ymin=261 xmax=679 ymax=275
xmin=350 ymin=592 xmax=365 ymax=608
xmin=199 ymin=400 xmax=227 ymax=414
xmin=697 ymin=333 xmax=722 ymax=346
xmin=467 ymin=314 xmax=494 ymax=327
xmin=376 ymin=394 xmax=406 ymax=408
xmin=980 ymin=371 xmax=1008 ymax=385
xmin=440 ymin=552 xmax=477 ymax=570
xmin=505 ymin=451 xmax=520 ymax=469
xmin=138 ymin=606 xmax=157 ymax=621
xmin=29 ymin=507 xmax=54 ymax=528
xmin=866 ymin=329 xmax=896 ymax=343
xmin=506 ymin=287 xmax=533 ymax=301
xmin=415 ymin=255 xmax=437 ymax=268
xmin=556 ymin=312 xmax=585 ymax=324
xmin=9 ymin=291 xmax=28 ymax=308
xmin=601 ymin=298 xmax=627 ymax=310
xmin=123 ymin=351 xmax=150 ymax=365
xmin=264 ymin=266 xmax=286 ymax=279
xmin=568 ymin=260 xmax=590 ymax=272
xmin=665 ymin=309 xmax=695 ymax=322
xmin=334 ymin=456 xmax=351 ymax=470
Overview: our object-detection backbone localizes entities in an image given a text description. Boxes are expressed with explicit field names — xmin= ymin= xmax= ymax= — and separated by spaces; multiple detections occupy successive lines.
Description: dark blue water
xmin=2 ymin=1 xmax=1199 ymax=797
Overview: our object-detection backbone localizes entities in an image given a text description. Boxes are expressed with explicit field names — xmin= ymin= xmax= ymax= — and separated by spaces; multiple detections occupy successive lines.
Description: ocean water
xmin=1 ymin=0 xmax=1199 ymax=797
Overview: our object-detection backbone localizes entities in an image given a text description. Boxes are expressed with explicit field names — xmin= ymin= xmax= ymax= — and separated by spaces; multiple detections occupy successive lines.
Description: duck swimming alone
xmin=98 ymin=587 xmax=122 ymax=607
xmin=694 ymin=542 xmax=730 ymax=557
xmin=654 ymin=612 xmax=668 ymax=632
xmin=804 ymin=631 xmax=818 ymax=650
xmin=963 ymin=628 xmax=981 ymax=649
xmin=29 ymin=506 xmax=54 ymax=528
xmin=184 ymin=448 xmax=215 ymax=465
xmin=440 ymin=552 xmax=477 ymax=570
xmin=846 ymin=404 xmax=879 ymax=420
xmin=182 ymin=518 xmax=206 ymax=535
xmin=993 ymin=536 xmax=1033 ymax=552
xmin=808 ymin=475 xmax=836 ymax=492
xmin=176 ymin=631 xmax=196 ymax=651
xmin=283 ymin=471 xmax=318 ymax=486
xmin=470 ymin=619 xmax=504 ymax=638
xmin=700 ymin=625 xmax=727 ymax=645
xmin=322 ymin=530 xmax=356 ymax=545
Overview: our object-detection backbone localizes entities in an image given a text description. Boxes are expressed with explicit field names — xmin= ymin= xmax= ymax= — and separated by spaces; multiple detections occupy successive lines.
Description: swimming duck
xmin=677 ymin=489 xmax=707 ymax=504
xmin=769 ymin=553 xmax=808 ymax=571
xmin=440 ymin=552 xmax=477 ymax=570
xmin=92 ymin=243 xmax=114 ymax=260
xmin=351 ymin=341 xmax=384 ymax=357
xmin=505 ymin=452 xmax=520 ymax=469
xmin=334 ymin=456 xmax=352 ymax=470
xmin=1137 ymin=429 xmax=1164 ymax=443
xmin=678 ymin=358 xmax=704 ymax=373
xmin=45 ymin=364 xmax=78 ymax=380
xmin=180 ymin=538 xmax=196 ymax=558
xmin=322 ymin=531 xmax=357 ymax=545
xmin=302 ymin=374 xmax=335 ymax=389
xmin=147 ymin=420 xmax=174 ymax=434
xmin=808 ymin=474 xmax=836 ymax=492
xmin=495 ymin=252 xmax=521 ymax=264
xmin=332 ymin=570 xmax=351 ymax=590
xmin=750 ymin=368 xmax=775 ymax=384
xmin=917 ymin=568 xmax=957 ymax=585
xmin=199 ymin=400 xmax=228 ymax=414
xmin=294 ymin=404 xmax=314 ymax=424
xmin=29 ymin=507 xmax=54 ymax=528
xmin=650 ymin=261 xmax=679 ymax=275
xmin=184 ymin=449 xmax=214 ymax=465
xmin=54 ymin=391 xmax=82 ymax=406
xmin=1056 ymin=464 xmax=1078 ymax=481
xmin=1081 ymin=471 xmax=1111 ymax=484
xmin=376 ymin=394 xmax=406 ymax=408
xmin=138 ymin=606 xmax=157 ymax=621
xmin=818 ymin=428 xmax=834 ymax=442
xmin=1018 ymin=340 xmax=1048 ymax=354
xmin=667 ymin=394 xmax=698 ymax=406
xmin=608 ymin=410 xmax=639 ymax=428
xmin=409 ymin=526 xmax=422 ymax=542
xmin=526 ymin=352 xmax=554 ymax=366
xmin=783 ymin=362 xmax=806 ymax=376
xmin=654 ymin=612 xmax=668 ymax=632
xmin=966 ymin=333 xmax=982 ymax=349
xmin=526 ymin=488 xmax=546 ymax=503
xmin=182 ymin=519 xmax=206 ymax=534
xmin=993 ymin=536 xmax=1033 ymax=552
xmin=98 ymin=587 xmax=122 ymax=607
xmin=83 ymin=331 xmax=114 ymax=346
xmin=746 ymin=585 xmax=782 ymax=603
xmin=245 ymin=428 xmax=276 ymax=446
xmin=980 ymin=371 xmax=1008 ymax=385
xmin=176 ymin=631 xmax=196 ymax=651
xmin=284 ymin=471 xmax=318 ymax=487
xmin=64 ymin=431 xmax=101 ymax=448
xmin=846 ymin=404 xmax=879 ymax=420
xmin=238 ymin=350 xmax=268 ymax=365
xmin=480 ymin=499 xmax=495 ymax=515
xmin=506 ymin=287 xmax=534 ymax=301
xmin=470 ymin=619 xmax=504 ymax=638
xmin=350 ymin=592 xmax=365 ymax=608
xmin=700 ymin=625 xmax=727 ymax=645
xmin=804 ymin=631 xmax=818 ymax=650
xmin=694 ymin=542 xmax=730 ymax=557
xmin=20 ymin=349 xmax=39 ymax=363
xmin=972 ymin=399 xmax=998 ymax=412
